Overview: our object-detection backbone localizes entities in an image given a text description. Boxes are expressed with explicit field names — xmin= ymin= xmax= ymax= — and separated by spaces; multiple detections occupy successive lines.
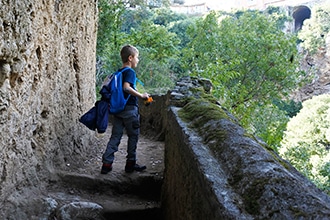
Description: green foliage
xmin=97 ymin=0 xmax=129 ymax=87
xmin=280 ymin=94 xmax=330 ymax=194
xmin=273 ymin=99 xmax=302 ymax=117
xmin=298 ymin=3 xmax=330 ymax=54
xmin=264 ymin=6 xmax=292 ymax=30
xmin=130 ymin=20 xmax=180 ymax=61
xmin=152 ymin=8 xmax=188 ymax=26
xmin=97 ymin=0 xmax=128 ymax=56
xmin=246 ymin=103 xmax=289 ymax=151
xmin=182 ymin=10 xmax=304 ymax=148
xmin=96 ymin=2 xmax=185 ymax=93
xmin=121 ymin=7 xmax=154 ymax=33
xmin=127 ymin=20 xmax=181 ymax=92
xmin=168 ymin=16 xmax=197 ymax=48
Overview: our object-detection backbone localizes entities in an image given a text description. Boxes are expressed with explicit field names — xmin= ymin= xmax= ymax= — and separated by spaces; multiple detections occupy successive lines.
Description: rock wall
xmin=153 ymin=77 xmax=330 ymax=219
xmin=0 ymin=0 xmax=97 ymax=208
xmin=293 ymin=35 xmax=330 ymax=102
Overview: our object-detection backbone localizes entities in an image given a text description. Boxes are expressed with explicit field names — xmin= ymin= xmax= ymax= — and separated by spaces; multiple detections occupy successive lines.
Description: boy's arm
xmin=123 ymin=82 xmax=149 ymax=99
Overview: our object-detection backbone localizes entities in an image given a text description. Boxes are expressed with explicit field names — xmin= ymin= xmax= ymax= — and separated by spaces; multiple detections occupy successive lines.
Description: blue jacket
xmin=79 ymin=100 xmax=109 ymax=133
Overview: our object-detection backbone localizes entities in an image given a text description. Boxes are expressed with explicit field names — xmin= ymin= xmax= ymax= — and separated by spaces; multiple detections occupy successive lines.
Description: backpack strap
xmin=119 ymin=67 xmax=144 ymax=86
xmin=120 ymin=67 xmax=130 ymax=73
xmin=136 ymin=78 xmax=144 ymax=87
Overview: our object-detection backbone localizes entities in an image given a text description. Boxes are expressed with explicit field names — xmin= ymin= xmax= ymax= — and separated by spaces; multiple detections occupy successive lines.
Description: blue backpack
xmin=99 ymin=67 xmax=131 ymax=114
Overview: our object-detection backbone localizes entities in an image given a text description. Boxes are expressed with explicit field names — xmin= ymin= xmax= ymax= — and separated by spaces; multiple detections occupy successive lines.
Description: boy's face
xmin=130 ymin=53 xmax=139 ymax=68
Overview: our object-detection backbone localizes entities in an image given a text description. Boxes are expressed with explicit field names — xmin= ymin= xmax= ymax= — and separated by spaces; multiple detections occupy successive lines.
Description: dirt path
xmin=63 ymin=126 xmax=165 ymax=177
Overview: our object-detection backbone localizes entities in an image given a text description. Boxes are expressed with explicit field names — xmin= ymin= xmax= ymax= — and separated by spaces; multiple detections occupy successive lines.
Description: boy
xmin=101 ymin=45 xmax=149 ymax=174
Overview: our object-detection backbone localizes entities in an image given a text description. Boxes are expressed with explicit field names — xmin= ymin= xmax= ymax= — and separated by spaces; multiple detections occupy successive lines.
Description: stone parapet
xmin=156 ymin=77 xmax=330 ymax=219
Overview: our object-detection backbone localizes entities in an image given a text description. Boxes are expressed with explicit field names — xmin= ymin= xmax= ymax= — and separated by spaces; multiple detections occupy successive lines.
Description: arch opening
xmin=292 ymin=5 xmax=311 ymax=31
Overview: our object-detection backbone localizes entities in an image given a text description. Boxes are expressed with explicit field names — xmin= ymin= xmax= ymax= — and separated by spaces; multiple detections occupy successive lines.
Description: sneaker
xmin=101 ymin=163 xmax=112 ymax=174
xmin=125 ymin=161 xmax=146 ymax=173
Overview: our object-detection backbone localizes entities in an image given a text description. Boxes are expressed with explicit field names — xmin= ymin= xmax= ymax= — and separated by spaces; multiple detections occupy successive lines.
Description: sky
xmin=183 ymin=0 xmax=236 ymax=11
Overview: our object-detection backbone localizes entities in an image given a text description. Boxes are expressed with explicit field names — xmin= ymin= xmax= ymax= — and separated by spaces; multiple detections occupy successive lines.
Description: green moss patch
xmin=179 ymin=99 xmax=229 ymax=126
xmin=178 ymin=92 xmax=231 ymax=145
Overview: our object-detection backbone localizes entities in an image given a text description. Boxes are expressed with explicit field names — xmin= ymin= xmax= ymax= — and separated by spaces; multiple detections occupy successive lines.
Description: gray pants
xmin=102 ymin=105 xmax=140 ymax=164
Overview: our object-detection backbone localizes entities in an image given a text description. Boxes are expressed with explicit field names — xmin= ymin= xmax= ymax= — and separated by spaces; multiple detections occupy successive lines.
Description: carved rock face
xmin=0 ymin=0 xmax=97 ymax=208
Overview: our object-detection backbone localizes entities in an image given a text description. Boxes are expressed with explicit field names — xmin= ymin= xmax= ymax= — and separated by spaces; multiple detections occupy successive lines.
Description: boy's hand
xmin=144 ymin=96 xmax=154 ymax=106
xmin=141 ymin=93 xmax=150 ymax=99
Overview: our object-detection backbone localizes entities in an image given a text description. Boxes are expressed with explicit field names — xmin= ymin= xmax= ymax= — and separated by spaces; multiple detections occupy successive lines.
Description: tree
xmin=183 ymin=10 xmax=305 ymax=149
xmin=280 ymin=94 xmax=330 ymax=194
xmin=121 ymin=7 xmax=154 ymax=33
xmin=97 ymin=0 xmax=128 ymax=56
xmin=168 ymin=16 xmax=198 ymax=48
xmin=152 ymin=8 xmax=187 ymax=26
xmin=96 ymin=0 xmax=129 ymax=88
xmin=97 ymin=1 xmax=183 ymax=93
xmin=129 ymin=20 xmax=181 ymax=92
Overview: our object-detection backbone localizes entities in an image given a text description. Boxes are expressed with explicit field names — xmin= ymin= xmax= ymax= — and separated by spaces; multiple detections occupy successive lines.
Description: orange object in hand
xmin=144 ymin=97 xmax=153 ymax=106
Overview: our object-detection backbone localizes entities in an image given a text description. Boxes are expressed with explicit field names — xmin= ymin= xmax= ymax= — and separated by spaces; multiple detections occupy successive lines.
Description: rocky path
xmin=51 ymin=126 xmax=165 ymax=219
xmin=63 ymin=128 xmax=164 ymax=177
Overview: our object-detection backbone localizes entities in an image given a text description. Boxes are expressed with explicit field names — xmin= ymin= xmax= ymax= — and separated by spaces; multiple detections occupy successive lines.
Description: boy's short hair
xmin=120 ymin=45 xmax=139 ymax=63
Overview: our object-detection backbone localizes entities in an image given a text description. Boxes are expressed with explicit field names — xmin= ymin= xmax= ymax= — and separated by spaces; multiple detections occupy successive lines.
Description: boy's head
xmin=120 ymin=45 xmax=139 ymax=64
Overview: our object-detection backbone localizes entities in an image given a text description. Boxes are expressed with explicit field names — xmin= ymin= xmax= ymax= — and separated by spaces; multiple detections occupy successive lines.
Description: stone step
xmin=47 ymin=171 xmax=163 ymax=219
xmin=56 ymin=171 xmax=162 ymax=199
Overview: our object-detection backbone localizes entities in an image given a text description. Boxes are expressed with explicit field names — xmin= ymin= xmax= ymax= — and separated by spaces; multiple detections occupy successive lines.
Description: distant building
xmin=170 ymin=2 xmax=209 ymax=15
xmin=233 ymin=0 xmax=326 ymax=10
xmin=169 ymin=0 xmax=327 ymax=14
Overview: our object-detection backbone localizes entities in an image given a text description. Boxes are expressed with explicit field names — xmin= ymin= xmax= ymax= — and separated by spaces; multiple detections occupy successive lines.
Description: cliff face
xmin=293 ymin=34 xmax=330 ymax=102
xmin=0 ymin=0 xmax=97 ymax=204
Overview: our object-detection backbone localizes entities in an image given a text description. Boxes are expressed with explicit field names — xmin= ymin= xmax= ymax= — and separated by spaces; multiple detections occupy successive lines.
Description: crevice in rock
xmin=0 ymin=60 xmax=10 ymax=87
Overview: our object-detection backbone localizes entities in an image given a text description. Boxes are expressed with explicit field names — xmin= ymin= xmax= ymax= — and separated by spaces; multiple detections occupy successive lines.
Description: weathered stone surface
xmin=57 ymin=202 xmax=104 ymax=220
xmin=161 ymin=77 xmax=330 ymax=220
xmin=0 ymin=0 xmax=97 ymax=216
xmin=293 ymin=34 xmax=330 ymax=101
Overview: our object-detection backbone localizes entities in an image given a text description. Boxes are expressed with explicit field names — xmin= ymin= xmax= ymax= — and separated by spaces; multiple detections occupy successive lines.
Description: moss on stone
xmin=178 ymin=100 xmax=230 ymax=149
xmin=189 ymin=87 xmax=219 ymax=104
xmin=177 ymin=84 xmax=231 ymax=146
xmin=179 ymin=99 xmax=229 ymax=126
xmin=202 ymin=128 xmax=227 ymax=144
xmin=267 ymin=149 xmax=292 ymax=170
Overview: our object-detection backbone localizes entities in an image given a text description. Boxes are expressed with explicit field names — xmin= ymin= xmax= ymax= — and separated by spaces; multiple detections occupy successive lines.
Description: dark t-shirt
xmin=120 ymin=67 xmax=138 ymax=107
